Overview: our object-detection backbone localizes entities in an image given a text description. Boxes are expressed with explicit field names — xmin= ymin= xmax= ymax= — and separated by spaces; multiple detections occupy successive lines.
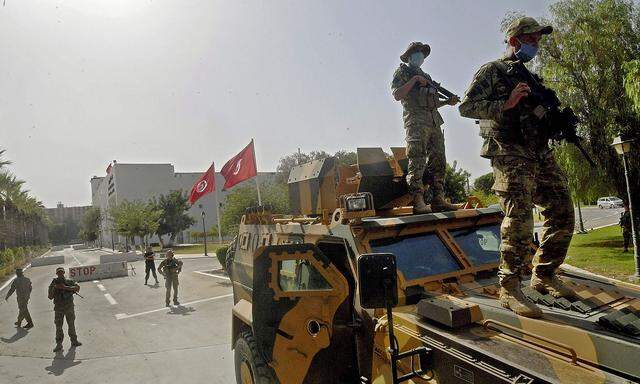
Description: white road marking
xmin=97 ymin=284 xmax=106 ymax=292
xmin=194 ymin=270 xmax=230 ymax=281
xmin=0 ymin=263 xmax=31 ymax=292
xmin=115 ymin=293 xmax=233 ymax=320
xmin=92 ymin=280 xmax=99 ymax=283
xmin=104 ymin=293 xmax=118 ymax=305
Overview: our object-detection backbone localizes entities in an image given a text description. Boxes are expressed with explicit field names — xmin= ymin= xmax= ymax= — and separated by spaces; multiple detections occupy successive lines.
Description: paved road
xmin=0 ymin=247 xmax=235 ymax=384
xmin=533 ymin=205 xmax=623 ymax=238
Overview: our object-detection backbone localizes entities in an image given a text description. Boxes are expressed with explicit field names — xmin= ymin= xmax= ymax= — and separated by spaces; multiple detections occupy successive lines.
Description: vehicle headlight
xmin=346 ymin=196 xmax=368 ymax=211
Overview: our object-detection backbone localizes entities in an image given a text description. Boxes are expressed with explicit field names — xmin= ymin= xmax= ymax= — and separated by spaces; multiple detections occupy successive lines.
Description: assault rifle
xmin=423 ymin=78 xmax=459 ymax=101
xmin=509 ymin=61 xmax=596 ymax=167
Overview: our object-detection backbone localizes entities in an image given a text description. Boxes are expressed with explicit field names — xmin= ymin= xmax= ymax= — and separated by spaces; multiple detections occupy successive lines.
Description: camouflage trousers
xmin=54 ymin=306 xmax=77 ymax=343
xmin=405 ymin=124 xmax=446 ymax=195
xmin=492 ymin=154 xmax=574 ymax=286
xmin=165 ymin=275 xmax=179 ymax=304
xmin=16 ymin=298 xmax=32 ymax=325
xmin=623 ymin=230 xmax=631 ymax=251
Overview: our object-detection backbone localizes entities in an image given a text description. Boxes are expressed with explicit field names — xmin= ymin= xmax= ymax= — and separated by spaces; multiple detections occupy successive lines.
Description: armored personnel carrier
xmin=226 ymin=147 xmax=640 ymax=384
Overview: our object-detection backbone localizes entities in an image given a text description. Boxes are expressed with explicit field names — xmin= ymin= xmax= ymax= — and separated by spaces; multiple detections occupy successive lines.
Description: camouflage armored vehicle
xmin=226 ymin=147 xmax=640 ymax=384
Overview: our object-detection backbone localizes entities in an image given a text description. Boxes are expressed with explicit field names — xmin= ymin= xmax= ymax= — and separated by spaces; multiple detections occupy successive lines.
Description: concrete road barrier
xmin=99 ymin=252 xmax=142 ymax=264
xmin=31 ymin=255 xmax=65 ymax=267
xmin=68 ymin=261 xmax=128 ymax=282
xmin=50 ymin=245 xmax=64 ymax=252
xmin=72 ymin=244 xmax=89 ymax=250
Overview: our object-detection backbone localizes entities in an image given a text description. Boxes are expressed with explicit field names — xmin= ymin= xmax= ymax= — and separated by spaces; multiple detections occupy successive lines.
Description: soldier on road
xmin=459 ymin=17 xmax=575 ymax=318
xmin=158 ymin=249 xmax=183 ymax=307
xmin=144 ymin=245 xmax=159 ymax=285
xmin=5 ymin=268 xmax=33 ymax=329
xmin=392 ymin=41 xmax=460 ymax=214
xmin=48 ymin=267 xmax=82 ymax=352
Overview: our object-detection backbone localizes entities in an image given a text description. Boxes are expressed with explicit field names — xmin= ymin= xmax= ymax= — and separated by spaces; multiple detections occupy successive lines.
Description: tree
xmin=150 ymin=190 xmax=195 ymax=247
xmin=221 ymin=182 xmax=290 ymax=236
xmin=443 ymin=161 xmax=471 ymax=204
xmin=80 ymin=207 xmax=102 ymax=243
xmin=473 ymin=172 xmax=495 ymax=195
xmin=624 ymin=59 xmax=640 ymax=115
xmin=109 ymin=201 xmax=161 ymax=249
xmin=527 ymin=0 xmax=640 ymax=210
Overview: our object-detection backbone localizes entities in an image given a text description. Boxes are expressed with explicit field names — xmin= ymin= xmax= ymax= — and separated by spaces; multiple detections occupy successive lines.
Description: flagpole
xmin=252 ymin=138 xmax=263 ymax=206
xmin=214 ymin=186 xmax=223 ymax=244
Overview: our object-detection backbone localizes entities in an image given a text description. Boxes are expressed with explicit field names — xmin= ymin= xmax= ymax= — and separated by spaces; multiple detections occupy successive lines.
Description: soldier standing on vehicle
xmin=5 ymin=268 xmax=33 ymax=329
xmin=158 ymin=249 xmax=183 ymax=307
xmin=144 ymin=245 xmax=159 ymax=285
xmin=459 ymin=17 xmax=575 ymax=318
xmin=620 ymin=204 xmax=632 ymax=252
xmin=391 ymin=42 xmax=460 ymax=214
xmin=48 ymin=267 xmax=82 ymax=352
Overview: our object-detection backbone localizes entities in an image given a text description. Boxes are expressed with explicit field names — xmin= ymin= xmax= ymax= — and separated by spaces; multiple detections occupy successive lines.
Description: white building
xmin=90 ymin=161 xmax=275 ymax=248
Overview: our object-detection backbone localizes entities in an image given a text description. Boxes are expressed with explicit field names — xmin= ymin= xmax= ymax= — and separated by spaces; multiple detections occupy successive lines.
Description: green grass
xmin=565 ymin=225 xmax=637 ymax=281
xmin=151 ymin=243 xmax=226 ymax=255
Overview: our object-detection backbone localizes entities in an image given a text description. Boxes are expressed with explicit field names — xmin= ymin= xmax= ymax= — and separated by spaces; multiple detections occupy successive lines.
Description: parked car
xmin=597 ymin=196 xmax=624 ymax=209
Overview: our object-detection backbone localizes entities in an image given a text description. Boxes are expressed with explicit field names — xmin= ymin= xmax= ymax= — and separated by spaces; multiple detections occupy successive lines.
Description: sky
xmin=0 ymin=0 xmax=552 ymax=207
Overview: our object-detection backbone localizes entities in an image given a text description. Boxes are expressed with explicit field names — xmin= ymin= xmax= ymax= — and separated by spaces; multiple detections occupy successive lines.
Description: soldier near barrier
xmin=459 ymin=17 xmax=575 ymax=318
xmin=48 ymin=267 xmax=82 ymax=352
xmin=5 ymin=268 xmax=33 ymax=329
xmin=620 ymin=204 xmax=633 ymax=252
xmin=391 ymin=41 xmax=460 ymax=214
xmin=158 ymin=250 xmax=183 ymax=307
xmin=143 ymin=245 xmax=159 ymax=285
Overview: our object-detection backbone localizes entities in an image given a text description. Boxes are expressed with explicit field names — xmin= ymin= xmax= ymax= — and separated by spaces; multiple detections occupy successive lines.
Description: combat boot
xmin=23 ymin=322 xmax=34 ymax=329
xmin=71 ymin=340 xmax=82 ymax=347
xmin=531 ymin=274 xmax=575 ymax=299
xmin=430 ymin=193 xmax=459 ymax=213
xmin=53 ymin=344 xmax=63 ymax=352
xmin=412 ymin=192 xmax=432 ymax=214
xmin=499 ymin=279 xmax=542 ymax=318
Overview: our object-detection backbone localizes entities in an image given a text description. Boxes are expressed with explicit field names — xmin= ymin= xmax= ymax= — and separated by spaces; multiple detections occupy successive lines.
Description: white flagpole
xmin=252 ymin=138 xmax=263 ymax=205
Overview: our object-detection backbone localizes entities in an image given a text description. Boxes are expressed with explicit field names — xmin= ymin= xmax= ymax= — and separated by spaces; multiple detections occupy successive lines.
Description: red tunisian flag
xmin=188 ymin=163 xmax=216 ymax=205
xmin=220 ymin=140 xmax=257 ymax=190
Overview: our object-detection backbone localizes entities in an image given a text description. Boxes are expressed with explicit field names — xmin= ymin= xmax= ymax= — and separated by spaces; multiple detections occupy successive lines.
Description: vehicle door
xmin=252 ymin=243 xmax=352 ymax=384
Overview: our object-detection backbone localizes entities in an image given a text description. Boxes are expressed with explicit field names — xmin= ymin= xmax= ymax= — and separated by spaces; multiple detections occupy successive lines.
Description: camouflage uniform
xmin=48 ymin=276 xmax=80 ymax=346
xmin=391 ymin=51 xmax=449 ymax=199
xmin=5 ymin=271 xmax=33 ymax=327
xmin=159 ymin=257 xmax=183 ymax=305
xmin=459 ymin=44 xmax=574 ymax=288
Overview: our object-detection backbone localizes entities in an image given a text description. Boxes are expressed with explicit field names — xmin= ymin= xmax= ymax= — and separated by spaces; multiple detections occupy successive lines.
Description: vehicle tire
xmin=599 ymin=205 xmax=603 ymax=209
xmin=235 ymin=331 xmax=278 ymax=384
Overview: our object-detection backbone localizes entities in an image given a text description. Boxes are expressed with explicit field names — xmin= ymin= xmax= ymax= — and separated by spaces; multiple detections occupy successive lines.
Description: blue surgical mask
xmin=408 ymin=51 xmax=425 ymax=68
xmin=515 ymin=40 xmax=538 ymax=62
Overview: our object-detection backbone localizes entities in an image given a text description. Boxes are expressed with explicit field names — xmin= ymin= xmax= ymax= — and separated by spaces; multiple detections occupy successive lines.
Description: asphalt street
xmin=533 ymin=205 xmax=624 ymax=238
xmin=0 ymin=247 xmax=235 ymax=384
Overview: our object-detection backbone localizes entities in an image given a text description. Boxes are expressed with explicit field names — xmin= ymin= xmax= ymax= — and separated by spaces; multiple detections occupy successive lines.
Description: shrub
xmin=216 ymin=245 xmax=229 ymax=270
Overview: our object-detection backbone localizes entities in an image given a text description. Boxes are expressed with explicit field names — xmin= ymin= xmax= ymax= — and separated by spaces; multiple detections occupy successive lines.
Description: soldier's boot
xmin=530 ymin=274 xmax=575 ymax=299
xmin=71 ymin=340 xmax=82 ymax=347
xmin=53 ymin=343 xmax=63 ymax=352
xmin=24 ymin=322 xmax=34 ymax=329
xmin=412 ymin=192 xmax=432 ymax=214
xmin=14 ymin=321 xmax=21 ymax=327
xmin=430 ymin=193 xmax=459 ymax=213
xmin=499 ymin=279 xmax=543 ymax=318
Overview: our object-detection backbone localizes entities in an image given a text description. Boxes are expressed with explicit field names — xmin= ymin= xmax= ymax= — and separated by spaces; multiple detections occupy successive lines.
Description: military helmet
xmin=55 ymin=266 xmax=65 ymax=273
xmin=15 ymin=268 xmax=23 ymax=274
xmin=505 ymin=16 xmax=553 ymax=39
xmin=400 ymin=42 xmax=431 ymax=63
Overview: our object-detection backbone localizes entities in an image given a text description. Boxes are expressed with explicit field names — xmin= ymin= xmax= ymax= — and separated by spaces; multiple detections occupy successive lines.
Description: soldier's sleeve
xmin=5 ymin=281 xmax=15 ymax=298
xmin=158 ymin=259 xmax=166 ymax=273
xmin=391 ymin=66 xmax=410 ymax=94
xmin=48 ymin=280 xmax=55 ymax=299
xmin=458 ymin=63 xmax=505 ymax=121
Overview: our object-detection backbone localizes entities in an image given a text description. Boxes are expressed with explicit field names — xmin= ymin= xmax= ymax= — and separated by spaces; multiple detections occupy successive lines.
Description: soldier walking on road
xmin=459 ymin=17 xmax=575 ymax=318
xmin=158 ymin=250 xmax=183 ymax=307
xmin=144 ymin=245 xmax=159 ymax=285
xmin=620 ymin=204 xmax=633 ymax=252
xmin=391 ymin=42 xmax=460 ymax=214
xmin=48 ymin=267 xmax=82 ymax=352
xmin=5 ymin=268 xmax=33 ymax=329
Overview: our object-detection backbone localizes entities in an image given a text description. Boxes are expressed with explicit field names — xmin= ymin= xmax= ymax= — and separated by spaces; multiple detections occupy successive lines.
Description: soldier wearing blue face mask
xmin=391 ymin=42 xmax=460 ymax=214
xmin=459 ymin=17 xmax=576 ymax=319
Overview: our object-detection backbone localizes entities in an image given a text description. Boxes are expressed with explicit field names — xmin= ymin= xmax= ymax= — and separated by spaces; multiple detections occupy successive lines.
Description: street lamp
xmin=201 ymin=210 xmax=208 ymax=257
xmin=611 ymin=135 xmax=639 ymax=279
